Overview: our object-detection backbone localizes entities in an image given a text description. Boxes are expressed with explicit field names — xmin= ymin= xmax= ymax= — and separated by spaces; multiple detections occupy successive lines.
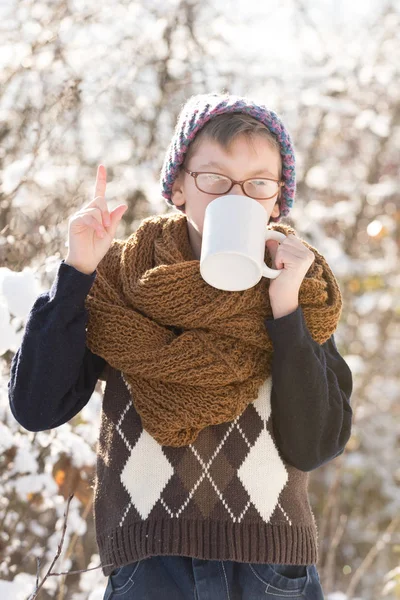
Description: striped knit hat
xmin=160 ymin=93 xmax=296 ymax=221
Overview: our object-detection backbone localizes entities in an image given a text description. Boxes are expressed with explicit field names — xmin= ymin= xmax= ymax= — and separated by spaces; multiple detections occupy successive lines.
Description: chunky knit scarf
xmin=84 ymin=213 xmax=342 ymax=447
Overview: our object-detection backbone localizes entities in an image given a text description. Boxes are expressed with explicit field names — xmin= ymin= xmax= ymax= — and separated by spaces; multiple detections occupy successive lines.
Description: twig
xmin=318 ymin=454 xmax=344 ymax=566
xmin=26 ymin=493 xmax=114 ymax=599
xmin=27 ymin=494 xmax=75 ymax=600
xmin=0 ymin=471 xmax=32 ymax=484
xmin=345 ymin=515 xmax=400 ymax=599
xmin=35 ymin=558 xmax=40 ymax=592
xmin=49 ymin=563 xmax=114 ymax=577
xmin=324 ymin=513 xmax=348 ymax=592
xmin=56 ymin=495 xmax=94 ymax=600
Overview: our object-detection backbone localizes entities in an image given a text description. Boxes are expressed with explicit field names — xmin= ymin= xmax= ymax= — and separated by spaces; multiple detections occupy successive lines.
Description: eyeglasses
xmin=182 ymin=166 xmax=284 ymax=200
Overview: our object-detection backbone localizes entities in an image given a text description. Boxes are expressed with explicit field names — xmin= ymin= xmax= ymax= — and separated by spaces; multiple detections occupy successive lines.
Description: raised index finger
xmin=94 ymin=164 xmax=107 ymax=199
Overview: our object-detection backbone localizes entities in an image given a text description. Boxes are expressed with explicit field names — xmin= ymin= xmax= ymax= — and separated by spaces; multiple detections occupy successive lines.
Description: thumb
xmin=265 ymin=239 xmax=279 ymax=268
xmin=108 ymin=204 xmax=128 ymax=238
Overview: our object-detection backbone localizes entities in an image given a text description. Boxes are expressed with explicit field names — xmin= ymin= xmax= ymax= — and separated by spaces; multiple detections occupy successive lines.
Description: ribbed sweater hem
xmin=97 ymin=519 xmax=318 ymax=576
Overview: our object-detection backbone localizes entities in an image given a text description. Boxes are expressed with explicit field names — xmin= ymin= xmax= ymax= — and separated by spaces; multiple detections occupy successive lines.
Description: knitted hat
xmin=160 ymin=93 xmax=296 ymax=221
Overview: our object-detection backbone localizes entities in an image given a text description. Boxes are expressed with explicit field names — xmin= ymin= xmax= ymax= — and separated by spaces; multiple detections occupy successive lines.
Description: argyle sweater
xmin=8 ymin=260 xmax=353 ymax=577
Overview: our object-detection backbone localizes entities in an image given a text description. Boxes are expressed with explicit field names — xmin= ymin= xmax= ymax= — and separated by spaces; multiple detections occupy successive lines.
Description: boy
xmin=9 ymin=93 xmax=353 ymax=599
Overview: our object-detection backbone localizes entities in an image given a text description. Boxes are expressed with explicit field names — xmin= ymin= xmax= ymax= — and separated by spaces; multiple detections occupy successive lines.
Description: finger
xmin=281 ymin=235 xmax=304 ymax=248
xmin=276 ymin=246 xmax=306 ymax=260
xmin=80 ymin=214 xmax=107 ymax=237
xmin=273 ymin=246 xmax=309 ymax=270
xmin=94 ymin=164 xmax=107 ymax=199
xmin=84 ymin=196 xmax=110 ymax=228
xmin=265 ymin=239 xmax=279 ymax=258
xmin=269 ymin=242 xmax=292 ymax=268
xmin=108 ymin=204 xmax=128 ymax=237
xmin=80 ymin=205 xmax=104 ymax=224
xmin=94 ymin=165 xmax=110 ymax=227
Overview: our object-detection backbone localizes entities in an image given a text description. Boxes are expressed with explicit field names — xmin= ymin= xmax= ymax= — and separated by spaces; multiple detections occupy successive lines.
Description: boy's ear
xmin=171 ymin=171 xmax=185 ymax=208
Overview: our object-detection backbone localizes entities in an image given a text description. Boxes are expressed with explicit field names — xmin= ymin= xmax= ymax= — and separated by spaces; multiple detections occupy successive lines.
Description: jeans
xmin=103 ymin=555 xmax=325 ymax=599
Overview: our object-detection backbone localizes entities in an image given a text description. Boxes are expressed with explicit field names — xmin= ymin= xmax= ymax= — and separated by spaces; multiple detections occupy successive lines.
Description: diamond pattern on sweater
xmin=120 ymin=430 xmax=174 ymax=520
xmin=237 ymin=377 xmax=288 ymax=522
xmin=237 ymin=429 xmax=288 ymax=522
xmin=117 ymin=376 xmax=290 ymax=528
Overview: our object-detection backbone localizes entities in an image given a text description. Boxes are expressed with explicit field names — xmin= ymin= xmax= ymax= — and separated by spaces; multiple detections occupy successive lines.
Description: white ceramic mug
xmin=200 ymin=195 xmax=286 ymax=291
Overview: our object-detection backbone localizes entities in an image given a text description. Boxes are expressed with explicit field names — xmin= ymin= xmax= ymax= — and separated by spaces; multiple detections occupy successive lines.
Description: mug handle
xmin=262 ymin=230 xmax=287 ymax=279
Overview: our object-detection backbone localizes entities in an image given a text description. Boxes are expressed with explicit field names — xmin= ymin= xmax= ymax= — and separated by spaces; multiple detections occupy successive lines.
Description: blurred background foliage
xmin=0 ymin=0 xmax=399 ymax=598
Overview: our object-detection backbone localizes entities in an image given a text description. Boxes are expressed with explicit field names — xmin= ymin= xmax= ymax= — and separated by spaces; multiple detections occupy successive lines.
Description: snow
xmin=343 ymin=354 xmax=366 ymax=375
xmin=305 ymin=165 xmax=329 ymax=190
xmin=0 ymin=267 xmax=45 ymax=355
xmin=0 ymin=574 xmax=37 ymax=600
xmin=0 ymin=267 xmax=42 ymax=320
xmin=1 ymin=156 xmax=33 ymax=194
xmin=49 ymin=427 xmax=97 ymax=469
xmin=29 ymin=521 xmax=48 ymax=538
xmin=9 ymin=473 xmax=58 ymax=499
xmin=367 ymin=219 xmax=383 ymax=237
xmin=70 ymin=554 xmax=108 ymax=599
xmin=0 ymin=422 xmax=15 ymax=453
xmin=12 ymin=441 xmax=39 ymax=474
xmin=354 ymin=109 xmax=390 ymax=137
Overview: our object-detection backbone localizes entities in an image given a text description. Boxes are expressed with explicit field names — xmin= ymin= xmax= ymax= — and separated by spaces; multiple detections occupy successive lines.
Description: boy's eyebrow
xmin=195 ymin=161 xmax=278 ymax=178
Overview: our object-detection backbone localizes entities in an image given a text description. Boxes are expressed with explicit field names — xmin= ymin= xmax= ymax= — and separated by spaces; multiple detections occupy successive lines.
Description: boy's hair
xmin=183 ymin=112 xmax=282 ymax=179
xmin=160 ymin=93 xmax=296 ymax=222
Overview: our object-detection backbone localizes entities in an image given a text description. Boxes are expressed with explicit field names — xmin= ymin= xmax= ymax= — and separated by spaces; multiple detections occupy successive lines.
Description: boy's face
xmin=171 ymin=135 xmax=282 ymax=247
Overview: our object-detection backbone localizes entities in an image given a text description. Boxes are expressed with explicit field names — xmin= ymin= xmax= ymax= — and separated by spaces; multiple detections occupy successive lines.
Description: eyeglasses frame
xmin=182 ymin=166 xmax=285 ymax=200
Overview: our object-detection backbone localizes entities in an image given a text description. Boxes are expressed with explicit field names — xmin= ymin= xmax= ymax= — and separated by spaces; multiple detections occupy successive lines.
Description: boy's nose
xmin=228 ymin=183 xmax=246 ymax=196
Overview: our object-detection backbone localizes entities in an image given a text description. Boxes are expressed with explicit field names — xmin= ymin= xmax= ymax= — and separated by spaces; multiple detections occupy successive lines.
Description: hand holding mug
xmin=266 ymin=232 xmax=316 ymax=298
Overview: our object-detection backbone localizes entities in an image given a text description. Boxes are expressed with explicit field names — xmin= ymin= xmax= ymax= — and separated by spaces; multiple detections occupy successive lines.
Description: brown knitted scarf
xmin=84 ymin=212 xmax=342 ymax=447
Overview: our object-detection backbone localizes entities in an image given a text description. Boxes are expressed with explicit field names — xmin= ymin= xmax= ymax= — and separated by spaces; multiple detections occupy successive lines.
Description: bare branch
xmin=345 ymin=516 xmax=400 ymax=598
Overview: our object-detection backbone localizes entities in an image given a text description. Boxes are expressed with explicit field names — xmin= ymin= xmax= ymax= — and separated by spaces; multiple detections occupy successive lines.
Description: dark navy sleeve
xmin=8 ymin=260 xmax=107 ymax=432
xmin=265 ymin=305 xmax=353 ymax=472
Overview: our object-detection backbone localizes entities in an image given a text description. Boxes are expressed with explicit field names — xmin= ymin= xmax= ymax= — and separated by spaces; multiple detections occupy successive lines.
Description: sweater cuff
xmin=48 ymin=260 xmax=97 ymax=303
xmin=265 ymin=305 xmax=311 ymax=347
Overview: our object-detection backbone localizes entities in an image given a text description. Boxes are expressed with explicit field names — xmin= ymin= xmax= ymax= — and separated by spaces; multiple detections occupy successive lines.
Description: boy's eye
xmin=250 ymin=179 xmax=268 ymax=186
xmin=204 ymin=174 xmax=228 ymax=182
